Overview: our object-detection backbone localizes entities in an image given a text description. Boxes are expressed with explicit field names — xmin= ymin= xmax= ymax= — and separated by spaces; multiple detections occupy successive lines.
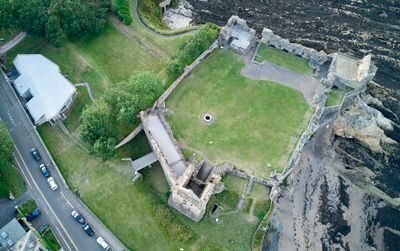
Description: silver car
xmin=96 ymin=237 xmax=110 ymax=250
xmin=47 ymin=177 xmax=58 ymax=190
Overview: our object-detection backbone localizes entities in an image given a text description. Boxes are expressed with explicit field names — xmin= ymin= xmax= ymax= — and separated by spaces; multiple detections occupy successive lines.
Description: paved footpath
xmin=0 ymin=32 xmax=26 ymax=55
xmin=0 ymin=72 xmax=127 ymax=251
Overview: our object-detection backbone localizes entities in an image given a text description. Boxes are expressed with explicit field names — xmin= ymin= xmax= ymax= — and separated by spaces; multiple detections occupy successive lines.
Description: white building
xmin=12 ymin=54 xmax=77 ymax=125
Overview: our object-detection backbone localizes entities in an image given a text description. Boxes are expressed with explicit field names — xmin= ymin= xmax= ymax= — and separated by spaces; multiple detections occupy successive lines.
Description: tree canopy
xmin=105 ymin=71 xmax=164 ymax=123
xmin=79 ymin=98 xmax=117 ymax=146
xmin=7 ymin=0 xmax=110 ymax=47
xmin=0 ymin=0 xmax=12 ymax=29
xmin=79 ymin=71 xmax=164 ymax=161
xmin=168 ymin=23 xmax=220 ymax=77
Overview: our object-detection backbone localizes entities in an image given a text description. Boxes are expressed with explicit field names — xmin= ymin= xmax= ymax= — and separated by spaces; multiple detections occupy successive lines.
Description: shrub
xmin=168 ymin=23 xmax=219 ymax=77
xmin=17 ymin=200 xmax=37 ymax=218
xmin=112 ymin=0 xmax=132 ymax=25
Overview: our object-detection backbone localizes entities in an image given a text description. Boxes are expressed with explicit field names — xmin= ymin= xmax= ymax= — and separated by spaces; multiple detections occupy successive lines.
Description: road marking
xmin=13 ymin=155 xmax=33 ymax=190
xmin=14 ymin=146 xmax=78 ymax=251
xmin=7 ymin=110 xmax=16 ymax=125
xmin=61 ymin=191 xmax=74 ymax=208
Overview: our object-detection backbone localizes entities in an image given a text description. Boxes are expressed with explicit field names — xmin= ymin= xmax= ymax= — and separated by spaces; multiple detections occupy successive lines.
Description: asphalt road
xmin=0 ymin=72 xmax=126 ymax=251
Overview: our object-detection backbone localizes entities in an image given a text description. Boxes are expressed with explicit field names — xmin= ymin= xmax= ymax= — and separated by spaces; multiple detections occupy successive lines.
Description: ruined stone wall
xmin=261 ymin=28 xmax=329 ymax=71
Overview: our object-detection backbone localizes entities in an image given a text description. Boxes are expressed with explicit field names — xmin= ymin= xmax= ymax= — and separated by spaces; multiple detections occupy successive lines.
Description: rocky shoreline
xmin=185 ymin=1 xmax=400 ymax=250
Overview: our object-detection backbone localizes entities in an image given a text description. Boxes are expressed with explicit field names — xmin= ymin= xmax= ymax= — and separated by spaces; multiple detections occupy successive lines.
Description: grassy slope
xmin=325 ymin=87 xmax=345 ymax=107
xmin=11 ymin=13 xmax=195 ymax=250
xmin=166 ymin=49 xmax=311 ymax=177
xmin=255 ymin=43 xmax=313 ymax=76
xmin=37 ymin=124 xmax=172 ymax=250
xmin=2 ymin=165 xmax=26 ymax=198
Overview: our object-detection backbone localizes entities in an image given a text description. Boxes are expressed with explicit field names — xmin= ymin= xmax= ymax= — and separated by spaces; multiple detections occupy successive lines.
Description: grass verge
xmin=255 ymin=43 xmax=313 ymax=76
xmin=1 ymin=164 xmax=26 ymax=198
xmin=166 ymin=49 xmax=312 ymax=178
xmin=42 ymin=228 xmax=61 ymax=251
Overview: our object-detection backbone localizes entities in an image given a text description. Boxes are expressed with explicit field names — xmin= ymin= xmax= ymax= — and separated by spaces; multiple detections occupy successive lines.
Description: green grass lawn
xmin=255 ymin=43 xmax=313 ymax=76
xmin=166 ymin=49 xmax=312 ymax=178
xmin=1 ymin=164 xmax=26 ymax=198
xmin=42 ymin=228 xmax=61 ymax=251
xmin=37 ymin=123 xmax=262 ymax=251
xmin=325 ymin=87 xmax=345 ymax=107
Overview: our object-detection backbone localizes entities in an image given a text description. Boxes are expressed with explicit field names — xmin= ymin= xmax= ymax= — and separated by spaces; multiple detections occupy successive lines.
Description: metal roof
xmin=13 ymin=54 xmax=76 ymax=123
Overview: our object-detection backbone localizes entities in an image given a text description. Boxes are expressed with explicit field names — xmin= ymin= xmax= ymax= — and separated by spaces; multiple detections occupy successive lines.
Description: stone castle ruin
xmin=219 ymin=16 xmax=256 ymax=54
xmin=326 ymin=53 xmax=377 ymax=90
xmin=119 ymin=15 xmax=377 ymax=222
xmin=139 ymin=110 xmax=232 ymax=222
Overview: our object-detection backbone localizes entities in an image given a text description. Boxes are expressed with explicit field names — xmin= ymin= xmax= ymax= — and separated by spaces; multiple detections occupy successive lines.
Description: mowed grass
xmin=166 ymin=49 xmax=311 ymax=178
xmin=325 ymin=87 xmax=345 ymax=107
xmin=255 ymin=43 xmax=313 ymax=76
xmin=146 ymin=169 xmax=261 ymax=251
xmin=37 ymin=124 xmax=173 ymax=250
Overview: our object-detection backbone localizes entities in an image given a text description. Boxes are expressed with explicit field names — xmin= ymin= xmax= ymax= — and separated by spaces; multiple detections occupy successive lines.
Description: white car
xmin=96 ymin=237 xmax=110 ymax=250
xmin=47 ymin=177 xmax=58 ymax=190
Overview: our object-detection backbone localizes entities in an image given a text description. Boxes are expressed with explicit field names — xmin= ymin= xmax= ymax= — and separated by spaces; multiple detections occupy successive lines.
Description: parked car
xmin=71 ymin=210 xmax=84 ymax=224
xmin=47 ymin=177 xmax=58 ymax=190
xmin=39 ymin=164 xmax=49 ymax=177
xmin=82 ymin=223 xmax=94 ymax=236
xmin=30 ymin=148 xmax=41 ymax=161
xmin=27 ymin=209 xmax=41 ymax=221
xmin=96 ymin=237 xmax=110 ymax=250
xmin=38 ymin=224 xmax=48 ymax=234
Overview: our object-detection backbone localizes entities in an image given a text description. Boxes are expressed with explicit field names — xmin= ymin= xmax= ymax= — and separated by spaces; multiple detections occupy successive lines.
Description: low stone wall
xmin=261 ymin=28 xmax=329 ymax=71
xmin=228 ymin=169 xmax=273 ymax=187
xmin=154 ymin=40 xmax=218 ymax=109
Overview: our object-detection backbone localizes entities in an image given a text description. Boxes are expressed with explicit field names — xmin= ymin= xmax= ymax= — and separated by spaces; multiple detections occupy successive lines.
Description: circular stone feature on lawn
xmin=201 ymin=113 xmax=214 ymax=125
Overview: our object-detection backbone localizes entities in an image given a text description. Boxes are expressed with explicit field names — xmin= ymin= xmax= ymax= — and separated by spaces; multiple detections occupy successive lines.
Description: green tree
xmin=105 ymin=71 xmax=164 ymax=123
xmin=79 ymin=98 xmax=117 ymax=145
xmin=45 ymin=16 xmax=67 ymax=47
xmin=11 ymin=0 xmax=49 ymax=34
xmin=168 ymin=23 xmax=219 ymax=77
xmin=90 ymin=137 xmax=116 ymax=161
xmin=167 ymin=59 xmax=183 ymax=78
xmin=0 ymin=0 xmax=12 ymax=29
xmin=59 ymin=0 xmax=108 ymax=36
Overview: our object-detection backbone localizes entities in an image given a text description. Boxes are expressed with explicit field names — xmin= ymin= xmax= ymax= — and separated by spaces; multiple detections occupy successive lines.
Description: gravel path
xmin=241 ymin=50 xmax=324 ymax=106
xmin=0 ymin=32 xmax=26 ymax=55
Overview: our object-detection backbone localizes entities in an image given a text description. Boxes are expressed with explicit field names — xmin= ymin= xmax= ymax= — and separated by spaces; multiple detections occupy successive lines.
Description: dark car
xmin=27 ymin=208 xmax=41 ymax=221
xmin=39 ymin=164 xmax=49 ymax=177
xmin=38 ymin=224 xmax=48 ymax=234
xmin=71 ymin=210 xmax=84 ymax=224
xmin=82 ymin=223 xmax=94 ymax=236
xmin=30 ymin=148 xmax=41 ymax=161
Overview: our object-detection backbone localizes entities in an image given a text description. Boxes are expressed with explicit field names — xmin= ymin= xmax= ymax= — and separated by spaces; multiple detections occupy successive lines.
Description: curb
xmin=1 ymin=69 xmax=127 ymax=251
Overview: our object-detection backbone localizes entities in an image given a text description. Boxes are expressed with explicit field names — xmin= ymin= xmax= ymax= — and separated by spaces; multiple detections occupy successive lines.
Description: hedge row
xmin=168 ymin=23 xmax=220 ymax=77
xmin=112 ymin=0 xmax=132 ymax=25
